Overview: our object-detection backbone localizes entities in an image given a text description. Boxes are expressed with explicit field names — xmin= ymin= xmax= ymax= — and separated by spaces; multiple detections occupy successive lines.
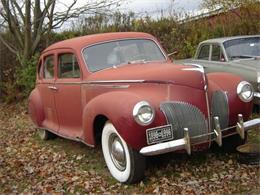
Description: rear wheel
xmin=101 ymin=121 xmax=145 ymax=184
xmin=38 ymin=129 xmax=56 ymax=140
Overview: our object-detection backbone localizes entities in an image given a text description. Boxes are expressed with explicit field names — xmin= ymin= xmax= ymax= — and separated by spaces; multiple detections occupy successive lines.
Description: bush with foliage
xmin=0 ymin=54 xmax=38 ymax=102
xmin=0 ymin=2 xmax=259 ymax=102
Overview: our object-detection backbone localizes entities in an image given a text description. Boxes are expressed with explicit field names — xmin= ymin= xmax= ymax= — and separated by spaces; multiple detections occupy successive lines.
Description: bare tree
xmin=0 ymin=0 xmax=122 ymax=66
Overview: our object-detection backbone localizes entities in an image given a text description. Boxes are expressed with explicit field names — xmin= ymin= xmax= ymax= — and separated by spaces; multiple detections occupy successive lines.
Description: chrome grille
xmin=211 ymin=90 xmax=229 ymax=130
xmin=160 ymin=102 xmax=208 ymax=143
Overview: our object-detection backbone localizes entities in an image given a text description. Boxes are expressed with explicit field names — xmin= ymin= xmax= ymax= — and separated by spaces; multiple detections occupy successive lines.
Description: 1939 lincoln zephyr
xmin=28 ymin=32 xmax=260 ymax=183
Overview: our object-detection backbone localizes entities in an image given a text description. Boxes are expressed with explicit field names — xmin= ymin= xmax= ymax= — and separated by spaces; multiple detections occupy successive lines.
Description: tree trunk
xmin=23 ymin=0 xmax=32 ymax=66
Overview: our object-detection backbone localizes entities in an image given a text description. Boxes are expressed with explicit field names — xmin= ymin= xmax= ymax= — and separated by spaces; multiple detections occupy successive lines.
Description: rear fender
xmin=28 ymin=88 xmax=45 ymax=126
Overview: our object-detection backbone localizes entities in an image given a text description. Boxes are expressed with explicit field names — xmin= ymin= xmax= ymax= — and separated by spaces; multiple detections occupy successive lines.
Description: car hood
xmin=86 ymin=62 xmax=205 ymax=90
xmin=229 ymin=58 xmax=260 ymax=71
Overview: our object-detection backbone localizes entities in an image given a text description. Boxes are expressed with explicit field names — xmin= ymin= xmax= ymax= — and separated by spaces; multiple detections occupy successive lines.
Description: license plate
xmin=146 ymin=124 xmax=173 ymax=145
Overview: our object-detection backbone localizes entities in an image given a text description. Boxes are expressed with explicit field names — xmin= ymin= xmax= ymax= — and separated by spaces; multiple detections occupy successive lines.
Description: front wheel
xmin=101 ymin=121 xmax=145 ymax=184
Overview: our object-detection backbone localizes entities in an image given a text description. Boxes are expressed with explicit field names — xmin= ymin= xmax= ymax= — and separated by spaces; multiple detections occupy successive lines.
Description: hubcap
xmin=38 ymin=129 xmax=46 ymax=140
xmin=109 ymin=133 xmax=126 ymax=171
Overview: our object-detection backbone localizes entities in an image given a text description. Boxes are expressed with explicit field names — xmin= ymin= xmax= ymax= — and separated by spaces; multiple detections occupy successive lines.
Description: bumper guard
xmin=140 ymin=114 xmax=260 ymax=156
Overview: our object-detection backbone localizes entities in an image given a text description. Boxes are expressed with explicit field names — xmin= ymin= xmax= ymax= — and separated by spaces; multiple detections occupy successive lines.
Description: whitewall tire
xmin=38 ymin=129 xmax=56 ymax=140
xmin=101 ymin=121 xmax=145 ymax=184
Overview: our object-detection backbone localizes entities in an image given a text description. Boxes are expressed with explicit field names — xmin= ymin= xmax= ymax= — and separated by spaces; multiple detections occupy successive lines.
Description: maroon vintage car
xmin=29 ymin=32 xmax=260 ymax=183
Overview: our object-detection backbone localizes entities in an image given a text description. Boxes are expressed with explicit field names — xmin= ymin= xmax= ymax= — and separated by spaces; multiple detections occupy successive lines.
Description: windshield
xmin=82 ymin=39 xmax=166 ymax=72
xmin=224 ymin=37 xmax=260 ymax=60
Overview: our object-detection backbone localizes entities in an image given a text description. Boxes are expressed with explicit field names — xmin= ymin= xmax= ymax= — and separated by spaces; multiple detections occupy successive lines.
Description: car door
xmin=194 ymin=43 xmax=227 ymax=73
xmin=207 ymin=44 xmax=229 ymax=72
xmin=54 ymin=50 xmax=83 ymax=138
xmin=38 ymin=54 xmax=59 ymax=131
xmin=192 ymin=44 xmax=211 ymax=70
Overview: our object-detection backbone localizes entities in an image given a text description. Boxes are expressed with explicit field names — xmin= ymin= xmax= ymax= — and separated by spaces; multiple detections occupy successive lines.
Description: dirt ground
xmin=0 ymin=103 xmax=259 ymax=194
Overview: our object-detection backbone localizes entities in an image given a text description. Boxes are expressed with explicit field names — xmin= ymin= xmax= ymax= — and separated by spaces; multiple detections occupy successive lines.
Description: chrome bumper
xmin=254 ymin=92 xmax=260 ymax=98
xmin=140 ymin=114 xmax=260 ymax=156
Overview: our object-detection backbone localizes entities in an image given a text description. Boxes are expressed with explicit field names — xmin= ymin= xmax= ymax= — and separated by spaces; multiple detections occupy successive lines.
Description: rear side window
xmin=198 ymin=45 xmax=210 ymax=60
xmin=43 ymin=55 xmax=54 ymax=79
xmin=58 ymin=53 xmax=80 ymax=78
xmin=211 ymin=45 xmax=225 ymax=61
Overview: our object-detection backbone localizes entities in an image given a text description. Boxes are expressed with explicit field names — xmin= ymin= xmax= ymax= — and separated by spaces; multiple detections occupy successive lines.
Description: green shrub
xmin=15 ymin=54 xmax=38 ymax=99
xmin=0 ymin=54 xmax=38 ymax=102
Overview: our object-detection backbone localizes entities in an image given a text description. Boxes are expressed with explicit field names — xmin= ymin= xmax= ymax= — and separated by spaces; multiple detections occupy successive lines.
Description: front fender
xmin=82 ymin=91 xmax=166 ymax=150
xmin=207 ymin=72 xmax=253 ymax=123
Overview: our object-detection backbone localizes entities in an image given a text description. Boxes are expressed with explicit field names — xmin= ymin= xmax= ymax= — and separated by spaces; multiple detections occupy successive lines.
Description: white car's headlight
xmin=133 ymin=101 xmax=155 ymax=126
xmin=237 ymin=81 xmax=254 ymax=102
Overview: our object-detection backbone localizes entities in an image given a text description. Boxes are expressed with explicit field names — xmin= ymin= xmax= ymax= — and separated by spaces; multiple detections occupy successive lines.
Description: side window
xmin=211 ymin=45 xmax=225 ymax=61
xmin=43 ymin=55 xmax=54 ymax=79
xmin=58 ymin=53 xmax=80 ymax=78
xmin=198 ymin=45 xmax=210 ymax=60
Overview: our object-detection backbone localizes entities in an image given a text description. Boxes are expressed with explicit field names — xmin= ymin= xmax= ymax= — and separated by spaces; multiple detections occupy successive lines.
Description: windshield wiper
xmin=230 ymin=55 xmax=255 ymax=60
xmin=112 ymin=59 xmax=148 ymax=69
xmin=127 ymin=59 xmax=147 ymax=64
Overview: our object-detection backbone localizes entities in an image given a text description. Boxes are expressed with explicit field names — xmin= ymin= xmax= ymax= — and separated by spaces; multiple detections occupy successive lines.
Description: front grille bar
xmin=140 ymin=114 xmax=260 ymax=156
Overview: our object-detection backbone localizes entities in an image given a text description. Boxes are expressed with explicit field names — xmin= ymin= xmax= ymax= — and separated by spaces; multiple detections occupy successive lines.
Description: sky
xmin=60 ymin=0 xmax=204 ymax=29
xmin=64 ymin=0 xmax=204 ymax=18
xmin=121 ymin=0 xmax=204 ymax=15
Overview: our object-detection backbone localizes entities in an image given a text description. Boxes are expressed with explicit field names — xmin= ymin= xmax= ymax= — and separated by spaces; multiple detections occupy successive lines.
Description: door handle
xmin=48 ymin=86 xmax=58 ymax=91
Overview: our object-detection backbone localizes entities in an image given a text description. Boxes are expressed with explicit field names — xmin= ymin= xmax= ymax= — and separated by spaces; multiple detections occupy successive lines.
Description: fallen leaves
xmin=0 ymin=103 xmax=259 ymax=194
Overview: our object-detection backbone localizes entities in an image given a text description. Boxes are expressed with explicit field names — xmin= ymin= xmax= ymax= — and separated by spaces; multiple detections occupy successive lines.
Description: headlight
xmin=237 ymin=81 xmax=254 ymax=102
xmin=133 ymin=101 xmax=155 ymax=126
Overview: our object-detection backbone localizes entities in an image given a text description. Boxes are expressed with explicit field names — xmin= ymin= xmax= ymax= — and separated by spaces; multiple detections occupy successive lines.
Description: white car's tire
xmin=101 ymin=121 xmax=145 ymax=184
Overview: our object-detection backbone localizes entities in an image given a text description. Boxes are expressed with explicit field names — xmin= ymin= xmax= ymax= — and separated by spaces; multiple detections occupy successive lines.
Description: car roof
xmin=200 ymin=35 xmax=260 ymax=44
xmin=43 ymin=32 xmax=155 ymax=53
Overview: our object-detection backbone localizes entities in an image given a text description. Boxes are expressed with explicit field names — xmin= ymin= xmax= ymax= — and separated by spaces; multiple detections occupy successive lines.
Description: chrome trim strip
xmin=39 ymin=80 xmax=143 ymax=86
xmin=182 ymin=67 xmax=204 ymax=73
xmin=54 ymin=80 xmax=144 ymax=84
xmin=85 ymin=84 xmax=130 ymax=89
xmin=182 ymin=63 xmax=205 ymax=73
xmin=140 ymin=116 xmax=260 ymax=156
xmin=84 ymin=80 xmax=145 ymax=84
xmin=204 ymin=84 xmax=211 ymax=147
xmin=55 ymin=82 xmax=82 ymax=85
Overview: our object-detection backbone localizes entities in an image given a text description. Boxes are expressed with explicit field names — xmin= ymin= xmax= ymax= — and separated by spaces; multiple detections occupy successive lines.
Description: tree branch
xmin=0 ymin=33 xmax=18 ymax=54
xmin=1 ymin=0 xmax=24 ymax=49
xmin=11 ymin=0 xmax=25 ymax=23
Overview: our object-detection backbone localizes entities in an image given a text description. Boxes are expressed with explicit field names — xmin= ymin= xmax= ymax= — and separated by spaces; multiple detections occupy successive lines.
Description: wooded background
xmin=0 ymin=0 xmax=259 ymax=102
